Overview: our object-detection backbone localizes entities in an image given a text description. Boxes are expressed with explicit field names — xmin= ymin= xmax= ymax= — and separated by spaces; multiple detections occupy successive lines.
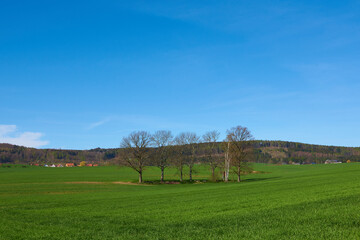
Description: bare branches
xmin=118 ymin=126 xmax=254 ymax=183
xmin=174 ymin=132 xmax=200 ymax=145
xmin=121 ymin=131 xmax=152 ymax=150
xmin=119 ymin=131 xmax=152 ymax=183
xmin=202 ymin=130 xmax=221 ymax=181
xmin=173 ymin=132 xmax=200 ymax=181
xmin=173 ymin=133 xmax=188 ymax=182
xmin=152 ymin=130 xmax=173 ymax=148
xmin=151 ymin=130 xmax=173 ymax=182
xmin=202 ymin=130 xmax=220 ymax=143
xmin=226 ymin=126 xmax=254 ymax=182
xmin=181 ymin=132 xmax=200 ymax=181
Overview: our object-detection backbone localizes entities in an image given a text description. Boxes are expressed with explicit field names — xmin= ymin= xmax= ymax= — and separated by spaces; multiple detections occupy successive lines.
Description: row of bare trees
xmin=119 ymin=126 xmax=254 ymax=183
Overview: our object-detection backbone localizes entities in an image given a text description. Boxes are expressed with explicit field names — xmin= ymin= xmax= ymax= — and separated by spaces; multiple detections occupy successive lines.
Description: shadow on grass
xmin=143 ymin=179 xmax=208 ymax=185
xmin=240 ymin=176 xmax=281 ymax=182
xmin=143 ymin=177 xmax=280 ymax=185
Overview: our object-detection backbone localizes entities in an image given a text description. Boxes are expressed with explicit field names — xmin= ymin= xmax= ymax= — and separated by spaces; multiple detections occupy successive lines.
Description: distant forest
xmin=1 ymin=141 xmax=360 ymax=165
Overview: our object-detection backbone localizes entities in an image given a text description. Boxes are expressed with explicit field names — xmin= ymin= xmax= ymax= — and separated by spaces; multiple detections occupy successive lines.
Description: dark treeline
xmin=0 ymin=144 xmax=117 ymax=165
xmin=1 ymin=140 xmax=360 ymax=166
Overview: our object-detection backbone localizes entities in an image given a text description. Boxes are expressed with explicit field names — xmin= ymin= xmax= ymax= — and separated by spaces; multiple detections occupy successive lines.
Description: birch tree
xmin=222 ymin=136 xmax=231 ymax=182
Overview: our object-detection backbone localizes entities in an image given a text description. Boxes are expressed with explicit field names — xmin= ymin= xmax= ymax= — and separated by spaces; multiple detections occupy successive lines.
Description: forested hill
xmin=1 ymin=141 xmax=360 ymax=165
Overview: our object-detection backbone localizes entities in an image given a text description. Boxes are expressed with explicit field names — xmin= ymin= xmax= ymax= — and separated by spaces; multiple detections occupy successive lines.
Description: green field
xmin=1 ymin=163 xmax=360 ymax=239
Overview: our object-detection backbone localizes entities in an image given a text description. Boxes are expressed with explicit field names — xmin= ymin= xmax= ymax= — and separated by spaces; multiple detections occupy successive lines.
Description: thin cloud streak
xmin=87 ymin=118 xmax=113 ymax=130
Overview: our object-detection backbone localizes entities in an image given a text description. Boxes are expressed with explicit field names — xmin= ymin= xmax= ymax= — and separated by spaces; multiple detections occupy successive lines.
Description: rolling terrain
xmin=1 ymin=163 xmax=360 ymax=239
xmin=1 ymin=141 xmax=360 ymax=165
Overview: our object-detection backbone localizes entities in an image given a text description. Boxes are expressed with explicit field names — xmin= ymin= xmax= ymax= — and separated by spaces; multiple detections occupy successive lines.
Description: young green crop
xmin=0 ymin=163 xmax=360 ymax=239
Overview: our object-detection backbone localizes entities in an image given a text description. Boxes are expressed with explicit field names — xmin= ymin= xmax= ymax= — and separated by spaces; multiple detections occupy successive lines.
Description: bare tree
xmin=151 ymin=130 xmax=173 ymax=182
xmin=226 ymin=126 xmax=254 ymax=182
xmin=202 ymin=130 xmax=221 ymax=181
xmin=186 ymin=132 xmax=201 ymax=181
xmin=119 ymin=131 xmax=152 ymax=183
xmin=173 ymin=133 xmax=188 ymax=182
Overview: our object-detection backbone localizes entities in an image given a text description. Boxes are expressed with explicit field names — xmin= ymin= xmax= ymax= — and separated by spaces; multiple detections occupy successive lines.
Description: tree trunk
xmin=161 ymin=167 xmax=164 ymax=182
xmin=237 ymin=167 xmax=241 ymax=182
xmin=224 ymin=142 xmax=230 ymax=182
xmin=189 ymin=165 xmax=192 ymax=181
xmin=139 ymin=171 xmax=143 ymax=183
xmin=180 ymin=166 xmax=183 ymax=182
xmin=212 ymin=167 xmax=215 ymax=181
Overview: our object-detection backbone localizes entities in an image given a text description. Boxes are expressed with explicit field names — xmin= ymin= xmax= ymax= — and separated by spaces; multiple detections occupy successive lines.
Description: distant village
xmin=32 ymin=161 xmax=99 ymax=167
xmin=288 ymin=159 xmax=345 ymax=165
xmin=30 ymin=159 xmax=346 ymax=168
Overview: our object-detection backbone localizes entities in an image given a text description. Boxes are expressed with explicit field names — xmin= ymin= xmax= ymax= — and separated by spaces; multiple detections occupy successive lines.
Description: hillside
xmin=1 ymin=141 xmax=360 ymax=165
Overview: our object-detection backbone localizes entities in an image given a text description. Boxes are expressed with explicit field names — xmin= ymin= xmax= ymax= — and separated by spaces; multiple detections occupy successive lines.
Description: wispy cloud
xmin=0 ymin=125 xmax=49 ymax=148
xmin=87 ymin=117 xmax=113 ymax=130
xmin=86 ymin=114 xmax=207 ymax=133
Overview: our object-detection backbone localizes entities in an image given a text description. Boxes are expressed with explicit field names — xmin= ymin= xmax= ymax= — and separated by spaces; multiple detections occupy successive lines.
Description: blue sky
xmin=1 ymin=0 xmax=360 ymax=149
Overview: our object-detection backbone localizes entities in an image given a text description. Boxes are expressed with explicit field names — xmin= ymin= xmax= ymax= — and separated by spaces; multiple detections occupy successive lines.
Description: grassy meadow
xmin=1 ymin=163 xmax=360 ymax=239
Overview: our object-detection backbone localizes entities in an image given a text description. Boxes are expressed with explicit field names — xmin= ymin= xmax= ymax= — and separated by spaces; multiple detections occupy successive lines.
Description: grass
xmin=1 ymin=163 xmax=360 ymax=239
